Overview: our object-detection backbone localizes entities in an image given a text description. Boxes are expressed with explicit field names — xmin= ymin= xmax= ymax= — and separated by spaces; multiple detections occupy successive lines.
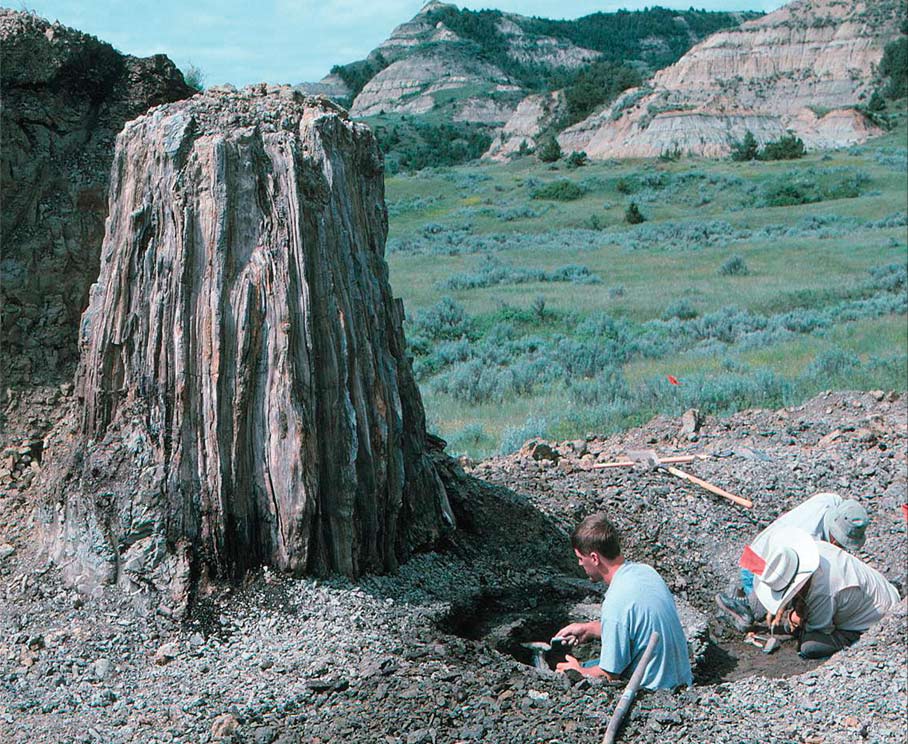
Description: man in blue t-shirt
xmin=554 ymin=513 xmax=693 ymax=690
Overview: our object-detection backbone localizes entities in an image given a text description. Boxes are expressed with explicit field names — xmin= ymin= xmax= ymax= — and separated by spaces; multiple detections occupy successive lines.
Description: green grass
xmin=384 ymin=116 xmax=908 ymax=459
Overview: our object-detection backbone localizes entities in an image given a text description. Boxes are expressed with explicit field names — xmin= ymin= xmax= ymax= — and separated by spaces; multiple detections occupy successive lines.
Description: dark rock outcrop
xmin=38 ymin=87 xmax=454 ymax=609
xmin=0 ymin=9 xmax=193 ymax=388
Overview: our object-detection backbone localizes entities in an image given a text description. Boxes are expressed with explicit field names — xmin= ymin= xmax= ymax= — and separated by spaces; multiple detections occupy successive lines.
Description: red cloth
xmin=739 ymin=544 xmax=766 ymax=575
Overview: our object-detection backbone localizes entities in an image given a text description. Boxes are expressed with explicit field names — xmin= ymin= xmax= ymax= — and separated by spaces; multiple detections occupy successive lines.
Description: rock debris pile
xmin=1 ymin=391 xmax=904 ymax=743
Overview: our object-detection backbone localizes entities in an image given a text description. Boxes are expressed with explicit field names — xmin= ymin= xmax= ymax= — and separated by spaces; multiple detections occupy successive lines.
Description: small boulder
xmin=681 ymin=409 xmax=702 ymax=439
xmin=526 ymin=441 xmax=559 ymax=462
xmin=211 ymin=712 xmax=239 ymax=739
xmin=153 ymin=642 xmax=179 ymax=665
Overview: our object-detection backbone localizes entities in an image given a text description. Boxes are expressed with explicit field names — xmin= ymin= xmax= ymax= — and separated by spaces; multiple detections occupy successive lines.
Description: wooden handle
xmin=602 ymin=631 xmax=660 ymax=744
xmin=591 ymin=454 xmax=704 ymax=470
xmin=665 ymin=466 xmax=752 ymax=509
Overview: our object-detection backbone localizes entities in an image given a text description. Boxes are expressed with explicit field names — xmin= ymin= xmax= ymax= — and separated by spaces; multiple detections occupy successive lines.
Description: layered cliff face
xmin=350 ymin=48 xmax=520 ymax=121
xmin=0 ymin=10 xmax=192 ymax=388
xmin=559 ymin=0 xmax=903 ymax=159
xmin=38 ymin=87 xmax=454 ymax=610
xmin=483 ymin=91 xmax=567 ymax=161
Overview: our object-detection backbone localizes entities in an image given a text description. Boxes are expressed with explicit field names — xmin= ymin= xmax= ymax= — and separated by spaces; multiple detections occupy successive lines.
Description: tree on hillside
xmin=879 ymin=24 xmax=907 ymax=100
xmin=730 ymin=130 xmax=759 ymax=161
xmin=537 ymin=138 xmax=562 ymax=163
xmin=759 ymin=134 xmax=805 ymax=161
xmin=625 ymin=201 xmax=645 ymax=224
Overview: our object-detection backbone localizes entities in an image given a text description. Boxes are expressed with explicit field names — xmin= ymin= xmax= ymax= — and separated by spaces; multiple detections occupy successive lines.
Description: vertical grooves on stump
xmin=41 ymin=89 xmax=453 ymax=604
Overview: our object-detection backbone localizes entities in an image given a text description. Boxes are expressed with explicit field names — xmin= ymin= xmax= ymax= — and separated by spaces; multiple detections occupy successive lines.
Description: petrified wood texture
xmin=41 ymin=86 xmax=454 ymax=602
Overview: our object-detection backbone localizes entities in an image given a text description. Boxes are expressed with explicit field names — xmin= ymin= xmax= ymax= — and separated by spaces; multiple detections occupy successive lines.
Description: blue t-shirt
xmin=598 ymin=562 xmax=693 ymax=690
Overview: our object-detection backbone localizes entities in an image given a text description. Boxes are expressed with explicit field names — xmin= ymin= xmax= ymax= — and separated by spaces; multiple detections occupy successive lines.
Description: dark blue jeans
xmin=799 ymin=629 xmax=862 ymax=659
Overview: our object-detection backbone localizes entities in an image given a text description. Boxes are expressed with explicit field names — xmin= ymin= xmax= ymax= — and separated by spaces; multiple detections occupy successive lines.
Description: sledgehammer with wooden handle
xmin=627 ymin=449 xmax=752 ymax=509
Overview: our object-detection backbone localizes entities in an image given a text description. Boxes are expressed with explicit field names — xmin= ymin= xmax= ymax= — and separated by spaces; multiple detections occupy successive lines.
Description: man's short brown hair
xmin=571 ymin=513 xmax=621 ymax=559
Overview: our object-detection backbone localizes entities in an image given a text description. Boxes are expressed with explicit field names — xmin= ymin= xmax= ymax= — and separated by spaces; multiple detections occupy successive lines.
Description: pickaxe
xmin=626 ymin=449 xmax=752 ymax=509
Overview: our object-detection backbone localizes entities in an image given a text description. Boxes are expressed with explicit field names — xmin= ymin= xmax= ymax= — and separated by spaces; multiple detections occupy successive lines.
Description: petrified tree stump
xmin=40 ymin=86 xmax=454 ymax=606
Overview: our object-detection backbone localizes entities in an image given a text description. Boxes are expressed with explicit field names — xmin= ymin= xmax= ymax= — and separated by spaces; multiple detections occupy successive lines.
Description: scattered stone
xmin=210 ymin=713 xmax=239 ymax=739
xmin=305 ymin=677 xmax=349 ymax=693
xmin=526 ymin=442 xmax=559 ymax=462
xmin=154 ymin=642 xmax=179 ymax=665
xmin=681 ymin=409 xmax=703 ymax=438
xmin=92 ymin=658 xmax=112 ymax=680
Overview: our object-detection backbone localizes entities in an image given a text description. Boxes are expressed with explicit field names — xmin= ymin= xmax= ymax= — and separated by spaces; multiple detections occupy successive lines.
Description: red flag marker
xmin=739 ymin=545 xmax=766 ymax=575
xmin=667 ymin=375 xmax=681 ymax=386
xmin=901 ymin=503 xmax=908 ymax=522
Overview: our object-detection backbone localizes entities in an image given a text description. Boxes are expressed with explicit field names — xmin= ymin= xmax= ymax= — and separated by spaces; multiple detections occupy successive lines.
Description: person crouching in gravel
xmin=552 ymin=513 xmax=693 ymax=690
xmin=716 ymin=492 xmax=871 ymax=632
xmin=749 ymin=527 xmax=900 ymax=659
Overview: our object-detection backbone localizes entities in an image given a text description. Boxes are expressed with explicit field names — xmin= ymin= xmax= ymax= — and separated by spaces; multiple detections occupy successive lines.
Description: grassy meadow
xmin=382 ymin=122 xmax=908 ymax=459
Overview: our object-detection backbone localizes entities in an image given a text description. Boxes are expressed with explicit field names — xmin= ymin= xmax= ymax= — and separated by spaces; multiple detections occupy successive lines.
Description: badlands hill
xmin=559 ymin=0 xmax=906 ymax=158
xmin=300 ymin=0 xmax=904 ymax=165
xmin=298 ymin=2 xmax=756 ymax=166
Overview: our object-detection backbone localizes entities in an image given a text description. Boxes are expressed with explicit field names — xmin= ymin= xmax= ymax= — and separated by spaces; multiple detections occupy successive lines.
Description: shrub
xmin=625 ymin=201 xmax=646 ymax=224
xmin=803 ymin=349 xmax=861 ymax=379
xmin=719 ymin=254 xmax=749 ymax=276
xmin=585 ymin=214 xmax=604 ymax=230
xmin=693 ymin=306 xmax=766 ymax=343
xmin=615 ymin=177 xmax=636 ymax=194
xmin=531 ymin=295 xmax=547 ymax=320
xmin=567 ymin=366 xmax=629 ymax=406
xmin=759 ymin=134 xmax=806 ymax=160
xmin=496 ymin=206 xmax=542 ymax=221
xmin=867 ymin=90 xmax=886 ymax=112
xmin=662 ymin=299 xmax=699 ymax=320
xmin=499 ymin=416 xmax=549 ymax=455
xmin=436 ymin=257 xmax=601 ymax=290
xmin=410 ymin=297 xmax=473 ymax=341
xmin=761 ymin=182 xmax=814 ymax=207
xmin=566 ymin=151 xmax=588 ymax=168
xmin=607 ymin=219 xmax=744 ymax=251
xmin=182 ymin=63 xmax=205 ymax=92
xmin=757 ymin=170 xmax=870 ymax=207
xmin=537 ymin=138 xmax=562 ymax=163
xmin=446 ymin=423 xmax=492 ymax=455
xmin=531 ymin=180 xmax=585 ymax=201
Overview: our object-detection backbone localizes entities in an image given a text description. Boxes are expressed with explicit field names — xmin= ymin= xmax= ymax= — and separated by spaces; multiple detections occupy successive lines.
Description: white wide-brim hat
xmin=753 ymin=526 xmax=820 ymax=614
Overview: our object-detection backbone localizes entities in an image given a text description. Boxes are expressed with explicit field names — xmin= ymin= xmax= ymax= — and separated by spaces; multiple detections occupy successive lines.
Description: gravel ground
xmin=0 ymin=390 xmax=905 ymax=743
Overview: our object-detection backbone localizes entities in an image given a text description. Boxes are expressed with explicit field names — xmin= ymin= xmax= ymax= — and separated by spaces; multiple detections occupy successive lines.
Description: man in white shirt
xmin=716 ymin=492 xmax=870 ymax=631
xmin=750 ymin=527 xmax=899 ymax=658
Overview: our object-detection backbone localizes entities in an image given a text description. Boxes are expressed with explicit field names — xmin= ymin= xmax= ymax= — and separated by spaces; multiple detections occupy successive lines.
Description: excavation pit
xmin=696 ymin=629 xmax=825 ymax=683
xmin=438 ymin=581 xmax=826 ymax=682
xmin=438 ymin=581 xmax=602 ymax=670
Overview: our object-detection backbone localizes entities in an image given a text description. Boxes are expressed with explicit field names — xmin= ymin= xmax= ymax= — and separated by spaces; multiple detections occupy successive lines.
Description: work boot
xmin=715 ymin=593 xmax=754 ymax=632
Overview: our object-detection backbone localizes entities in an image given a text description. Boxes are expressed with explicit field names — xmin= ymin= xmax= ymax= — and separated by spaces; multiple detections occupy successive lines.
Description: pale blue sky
xmin=16 ymin=1 xmax=788 ymax=87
